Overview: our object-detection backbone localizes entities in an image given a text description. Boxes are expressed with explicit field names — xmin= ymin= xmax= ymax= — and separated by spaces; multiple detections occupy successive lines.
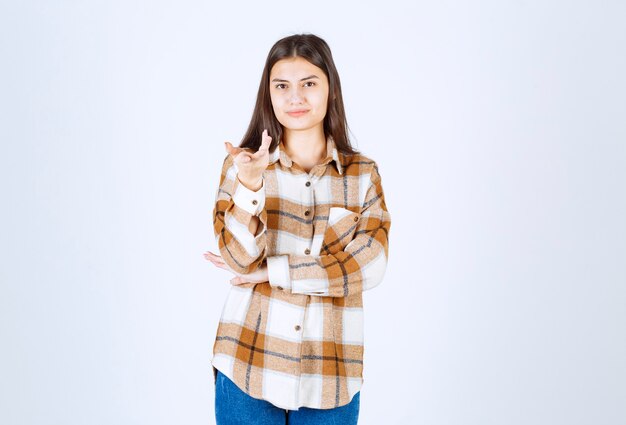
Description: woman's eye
xmin=303 ymin=81 xmax=316 ymax=87
xmin=275 ymin=83 xmax=287 ymax=89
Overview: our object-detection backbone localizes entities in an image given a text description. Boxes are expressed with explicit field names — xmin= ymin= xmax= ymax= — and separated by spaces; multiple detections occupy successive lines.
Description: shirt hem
xmin=211 ymin=356 xmax=363 ymax=411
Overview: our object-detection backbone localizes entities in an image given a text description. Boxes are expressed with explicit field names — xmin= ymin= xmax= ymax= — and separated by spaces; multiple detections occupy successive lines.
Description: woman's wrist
xmin=237 ymin=174 xmax=263 ymax=191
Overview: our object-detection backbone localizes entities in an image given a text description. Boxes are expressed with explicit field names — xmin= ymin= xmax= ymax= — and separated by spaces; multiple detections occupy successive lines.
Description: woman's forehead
xmin=270 ymin=57 xmax=326 ymax=79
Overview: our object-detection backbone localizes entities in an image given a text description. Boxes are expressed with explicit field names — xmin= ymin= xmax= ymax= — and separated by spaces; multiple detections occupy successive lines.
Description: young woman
xmin=204 ymin=33 xmax=391 ymax=425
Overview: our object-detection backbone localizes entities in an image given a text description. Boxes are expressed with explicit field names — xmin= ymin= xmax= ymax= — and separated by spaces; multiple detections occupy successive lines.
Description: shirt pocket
xmin=322 ymin=207 xmax=361 ymax=254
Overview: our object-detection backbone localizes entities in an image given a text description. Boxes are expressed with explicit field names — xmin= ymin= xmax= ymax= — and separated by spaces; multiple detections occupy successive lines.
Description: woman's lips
xmin=287 ymin=110 xmax=309 ymax=117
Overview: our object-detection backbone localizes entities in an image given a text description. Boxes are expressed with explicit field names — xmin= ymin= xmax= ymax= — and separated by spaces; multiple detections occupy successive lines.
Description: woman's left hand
xmin=204 ymin=251 xmax=269 ymax=286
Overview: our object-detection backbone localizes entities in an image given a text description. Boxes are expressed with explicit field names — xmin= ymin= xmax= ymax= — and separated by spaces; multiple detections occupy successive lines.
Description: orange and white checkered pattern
xmin=211 ymin=137 xmax=391 ymax=410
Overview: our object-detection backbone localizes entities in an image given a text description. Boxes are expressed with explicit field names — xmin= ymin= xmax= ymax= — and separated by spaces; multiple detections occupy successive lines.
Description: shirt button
xmin=304 ymin=210 xmax=310 ymax=216
xmin=305 ymin=181 xmax=311 ymax=187
xmin=354 ymin=216 xmax=359 ymax=222
xmin=252 ymin=200 xmax=258 ymax=205
xmin=294 ymin=325 xmax=301 ymax=331
xmin=304 ymin=248 xmax=311 ymax=255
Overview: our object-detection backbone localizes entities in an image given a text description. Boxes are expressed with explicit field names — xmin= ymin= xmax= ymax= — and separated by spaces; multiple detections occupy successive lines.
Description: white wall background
xmin=1 ymin=1 xmax=625 ymax=424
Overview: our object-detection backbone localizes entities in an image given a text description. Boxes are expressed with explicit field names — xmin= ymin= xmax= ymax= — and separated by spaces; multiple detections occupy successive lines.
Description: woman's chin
xmin=279 ymin=120 xmax=323 ymax=133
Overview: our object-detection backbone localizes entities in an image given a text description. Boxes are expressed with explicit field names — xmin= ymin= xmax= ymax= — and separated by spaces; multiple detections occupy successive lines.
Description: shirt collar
xmin=269 ymin=136 xmax=344 ymax=175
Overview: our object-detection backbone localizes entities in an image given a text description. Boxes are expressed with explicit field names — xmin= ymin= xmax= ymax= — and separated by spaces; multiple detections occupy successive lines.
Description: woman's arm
xmin=213 ymin=155 xmax=267 ymax=275
xmin=265 ymin=163 xmax=391 ymax=297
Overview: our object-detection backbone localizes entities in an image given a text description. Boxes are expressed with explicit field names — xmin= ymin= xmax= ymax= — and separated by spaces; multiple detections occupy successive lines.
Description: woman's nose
xmin=289 ymin=87 xmax=304 ymax=103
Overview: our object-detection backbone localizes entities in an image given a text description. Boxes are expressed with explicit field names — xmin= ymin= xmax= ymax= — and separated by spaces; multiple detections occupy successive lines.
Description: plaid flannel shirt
xmin=211 ymin=136 xmax=391 ymax=410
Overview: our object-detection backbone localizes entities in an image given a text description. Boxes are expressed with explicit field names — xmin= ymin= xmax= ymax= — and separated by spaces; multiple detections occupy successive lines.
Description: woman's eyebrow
xmin=271 ymin=75 xmax=320 ymax=83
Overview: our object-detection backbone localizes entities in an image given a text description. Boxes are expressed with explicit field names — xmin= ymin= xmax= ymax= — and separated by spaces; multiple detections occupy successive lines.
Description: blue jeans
xmin=214 ymin=370 xmax=360 ymax=425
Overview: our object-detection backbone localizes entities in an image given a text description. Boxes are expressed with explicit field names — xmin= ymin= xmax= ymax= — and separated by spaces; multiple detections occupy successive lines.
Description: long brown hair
xmin=239 ymin=34 xmax=358 ymax=155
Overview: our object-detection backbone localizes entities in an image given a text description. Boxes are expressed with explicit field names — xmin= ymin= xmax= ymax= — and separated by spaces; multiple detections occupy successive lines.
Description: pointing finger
xmin=260 ymin=132 xmax=272 ymax=150
xmin=252 ymin=130 xmax=272 ymax=158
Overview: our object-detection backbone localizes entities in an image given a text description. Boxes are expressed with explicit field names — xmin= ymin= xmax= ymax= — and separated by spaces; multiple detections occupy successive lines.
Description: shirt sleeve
xmin=213 ymin=154 xmax=267 ymax=275
xmin=266 ymin=163 xmax=391 ymax=297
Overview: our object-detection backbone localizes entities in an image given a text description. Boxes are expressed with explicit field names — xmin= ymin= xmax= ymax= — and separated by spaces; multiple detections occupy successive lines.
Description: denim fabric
xmin=215 ymin=370 xmax=360 ymax=425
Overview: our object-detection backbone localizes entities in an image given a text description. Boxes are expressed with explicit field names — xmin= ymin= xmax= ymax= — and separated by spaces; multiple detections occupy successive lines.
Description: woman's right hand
xmin=204 ymin=251 xmax=269 ymax=286
xmin=225 ymin=129 xmax=272 ymax=191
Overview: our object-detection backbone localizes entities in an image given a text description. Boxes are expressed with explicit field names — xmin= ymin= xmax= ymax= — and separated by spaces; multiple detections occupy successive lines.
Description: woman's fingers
xmin=225 ymin=141 xmax=257 ymax=157
xmin=225 ymin=131 xmax=270 ymax=165
xmin=207 ymin=256 xmax=226 ymax=268
xmin=203 ymin=251 xmax=221 ymax=260
xmin=204 ymin=251 xmax=243 ymax=277
xmin=224 ymin=141 xmax=239 ymax=155
xmin=260 ymin=129 xmax=272 ymax=149
xmin=225 ymin=142 xmax=252 ymax=158
xmin=252 ymin=129 xmax=272 ymax=159
xmin=204 ymin=251 xmax=228 ymax=269
xmin=206 ymin=254 xmax=225 ymax=266
xmin=215 ymin=263 xmax=231 ymax=272
xmin=204 ymin=250 xmax=267 ymax=287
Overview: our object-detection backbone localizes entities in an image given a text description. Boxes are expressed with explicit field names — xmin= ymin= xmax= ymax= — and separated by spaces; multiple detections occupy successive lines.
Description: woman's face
xmin=269 ymin=56 xmax=329 ymax=134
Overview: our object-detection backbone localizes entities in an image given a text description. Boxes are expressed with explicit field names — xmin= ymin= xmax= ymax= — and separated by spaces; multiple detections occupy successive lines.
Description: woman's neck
xmin=282 ymin=126 xmax=327 ymax=172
